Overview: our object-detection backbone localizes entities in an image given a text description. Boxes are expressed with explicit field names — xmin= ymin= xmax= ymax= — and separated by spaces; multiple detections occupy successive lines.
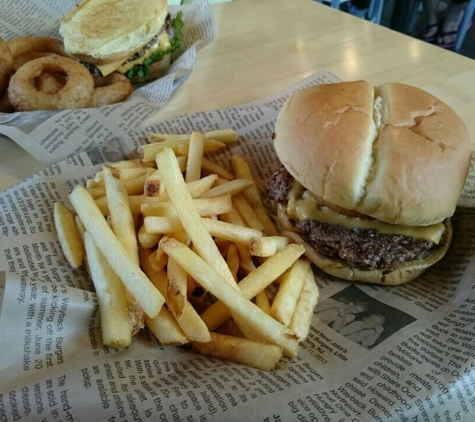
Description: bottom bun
xmin=283 ymin=220 xmax=452 ymax=286
xmin=129 ymin=55 xmax=171 ymax=84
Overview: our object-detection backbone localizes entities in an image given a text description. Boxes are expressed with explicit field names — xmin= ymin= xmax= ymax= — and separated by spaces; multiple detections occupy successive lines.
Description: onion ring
xmin=0 ymin=37 xmax=13 ymax=100
xmin=88 ymin=73 xmax=133 ymax=108
xmin=8 ymin=56 xmax=94 ymax=111
xmin=6 ymin=36 xmax=68 ymax=59
xmin=35 ymin=71 xmax=67 ymax=94
xmin=13 ymin=51 xmax=59 ymax=72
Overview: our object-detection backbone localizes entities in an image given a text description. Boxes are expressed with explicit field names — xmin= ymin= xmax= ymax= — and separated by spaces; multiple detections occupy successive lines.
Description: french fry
xmin=141 ymin=195 xmax=233 ymax=218
xmin=250 ymin=236 xmax=290 ymax=257
xmin=69 ymin=185 xmax=164 ymax=318
xmin=103 ymin=166 xmax=139 ymax=265
xmin=84 ymin=232 xmax=131 ymax=348
xmin=200 ymin=178 xmax=253 ymax=198
xmin=140 ymin=138 xmax=226 ymax=162
xmin=167 ymin=256 xmax=188 ymax=320
xmin=145 ymin=216 xmax=262 ymax=245
xmin=255 ymin=291 xmax=272 ymax=315
xmin=193 ymin=333 xmax=282 ymax=371
xmin=139 ymin=248 xmax=211 ymax=343
xmin=167 ymin=234 xmax=190 ymax=321
xmin=226 ymin=243 xmax=240 ymax=282
xmin=144 ymin=169 xmax=161 ymax=197
xmin=232 ymin=194 xmax=265 ymax=232
xmin=201 ymin=158 xmax=234 ymax=180
xmin=109 ymin=159 xmax=156 ymax=169
xmin=185 ymin=131 xmax=205 ymax=183
xmin=200 ymin=243 xmax=305 ymax=331
xmin=145 ymin=308 xmax=189 ymax=346
xmin=289 ymin=270 xmax=320 ymax=342
xmin=137 ymin=224 xmax=161 ymax=248
xmin=94 ymin=167 xmax=149 ymax=183
xmin=88 ymin=174 xmax=148 ymax=199
xmin=148 ymin=128 xmax=238 ymax=144
xmin=155 ymin=174 xmax=217 ymax=202
xmin=271 ymin=259 xmax=311 ymax=327
xmin=148 ymin=248 xmax=168 ymax=273
xmin=155 ymin=148 xmax=236 ymax=286
xmin=53 ymin=202 xmax=84 ymax=268
xmin=161 ymin=238 xmax=300 ymax=356
xmin=232 ymin=154 xmax=279 ymax=235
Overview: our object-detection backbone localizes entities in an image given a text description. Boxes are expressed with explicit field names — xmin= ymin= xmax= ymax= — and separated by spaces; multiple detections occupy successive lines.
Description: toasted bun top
xmin=274 ymin=81 xmax=471 ymax=226
xmin=60 ymin=0 xmax=168 ymax=63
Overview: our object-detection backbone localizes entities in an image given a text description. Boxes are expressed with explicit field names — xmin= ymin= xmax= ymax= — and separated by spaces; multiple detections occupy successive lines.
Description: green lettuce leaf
xmin=125 ymin=11 xmax=184 ymax=81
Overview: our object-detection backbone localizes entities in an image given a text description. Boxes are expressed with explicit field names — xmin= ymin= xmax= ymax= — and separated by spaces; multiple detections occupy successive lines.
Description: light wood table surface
xmin=1 ymin=0 xmax=475 ymax=193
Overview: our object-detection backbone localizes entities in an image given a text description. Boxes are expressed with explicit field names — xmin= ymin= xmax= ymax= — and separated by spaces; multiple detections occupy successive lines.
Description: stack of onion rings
xmin=0 ymin=36 xmax=134 ymax=112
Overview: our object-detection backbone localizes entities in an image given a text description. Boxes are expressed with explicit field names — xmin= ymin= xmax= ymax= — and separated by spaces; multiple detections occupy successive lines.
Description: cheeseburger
xmin=269 ymin=81 xmax=471 ymax=285
xmin=59 ymin=0 xmax=184 ymax=83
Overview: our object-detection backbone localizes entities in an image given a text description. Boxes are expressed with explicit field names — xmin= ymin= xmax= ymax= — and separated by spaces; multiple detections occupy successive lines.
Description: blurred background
xmin=167 ymin=0 xmax=475 ymax=60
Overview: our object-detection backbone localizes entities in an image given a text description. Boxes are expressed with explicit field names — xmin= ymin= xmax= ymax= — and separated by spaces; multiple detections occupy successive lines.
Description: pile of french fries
xmin=53 ymin=129 xmax=320 ymax=370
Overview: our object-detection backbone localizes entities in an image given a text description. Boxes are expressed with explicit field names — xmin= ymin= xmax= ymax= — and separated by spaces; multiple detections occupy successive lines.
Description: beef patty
xmin=269 ymin=166 xmax=439 ymax=272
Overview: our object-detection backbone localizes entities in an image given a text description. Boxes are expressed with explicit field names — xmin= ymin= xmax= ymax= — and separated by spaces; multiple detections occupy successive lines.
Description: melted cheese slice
xmin=96 ymin=33 xmax=172 ymax=76
xmin=285 ymin=182 xmax=445 ymax=244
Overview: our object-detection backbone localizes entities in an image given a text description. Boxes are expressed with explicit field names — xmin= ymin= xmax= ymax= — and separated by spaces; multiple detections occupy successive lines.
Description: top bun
xmin=274 ymin=81 xmax=471 ymax=226
xmin=60 ymin=0 xmax=168 ymax=64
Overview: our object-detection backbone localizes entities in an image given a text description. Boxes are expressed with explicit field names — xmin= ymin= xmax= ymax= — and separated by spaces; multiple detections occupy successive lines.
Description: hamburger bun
xmin=271 ymin=81 xmax=471 ymax=284
xmin=60 ymin=0 xmax=168 ymax=64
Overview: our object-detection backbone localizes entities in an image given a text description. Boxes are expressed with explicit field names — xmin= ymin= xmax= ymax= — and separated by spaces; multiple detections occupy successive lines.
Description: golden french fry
xmin=139 ymin=248 xmax=211 ymax=343
xmin=155 ymin=148 xmax=236 ymax=286
xmin=233 ymin=194 xmax=265 ymax=232
xmin=185 ymin=131 xmax=205 ymax=183
xmin=148 ymin=248 xmax=168 ymax=273
xmin=226 ymin=243 xmax=240 ymax=282
xmin=140 ymin=139 xmax=226 ymax=162
xmin=193 ymin=333 xmax=282 ymax=371
xmin=201 ymin=158 xmax=234 ymax=180
xmin=255 ymin=291 xmax=271 ymax=315
xmin=204 ymin=129 xmax=238 ymax=143
xmin=155 ymin=174 xmax=218 ymax=202
xmin=109 ymin=159 xmax=156 ymax=169
xmin=232 ymin=154 xmax=279 ymax=235
xmin=141 ymin=195 xmax=233 ymax=218
xmin=289 ymin=270 xmax=320 ymax=342
xmin=138 ymin=224 xmax=161 ymax=248
xmin=250 ymin=236 xmax=290 ymax=257
xmin=103 ymin=167 xmax=144 ymax=332
xmin=161 ymin=238 xmax=299 ymax=356
xmin=84 ymin=232 xmax=131 ymax=348
xmin=144 ymin=169 xmax=161 ymax=197
xmin=148 ymin=128 xmax=237 ymax=144
xmin=200 ymin=243 xmax=305 ymax=331
xmin=271 ymin=259 xmax=311 ymax=327
xmin=87 ymin=174 xmax=147 ymax=199
xmin=94 ymin=167 xmax=150 ymax=183
xmin=69 ymin=185 xmax=164 ymax=318
xmin=54 ymin=202 xmax=84 ymax=268
xmin=167 ymin=256 xmax=188 ymax=320
xmin=201 ymin=178 xmax=253 ymax=198
xmin=103 ymin=166 xmax=139 ymax=265
xmin=74 ymin=215 xmax=86 ymax=240
xmin=145 ymin=308 xmax=189 ymax=346
xmin=145 ymin=216 xmax=262 ymax=245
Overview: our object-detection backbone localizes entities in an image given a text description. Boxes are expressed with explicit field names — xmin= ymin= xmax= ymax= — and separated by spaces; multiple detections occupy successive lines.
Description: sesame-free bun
xmin=274 ymin=81 xmax=471 ymax=226
xmin=60 ymin=0 xmax=168 ymax=64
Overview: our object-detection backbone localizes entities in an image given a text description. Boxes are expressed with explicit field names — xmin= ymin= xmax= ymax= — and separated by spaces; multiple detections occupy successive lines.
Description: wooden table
xmin=1 ymin=0 xmax=475 ymax=192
